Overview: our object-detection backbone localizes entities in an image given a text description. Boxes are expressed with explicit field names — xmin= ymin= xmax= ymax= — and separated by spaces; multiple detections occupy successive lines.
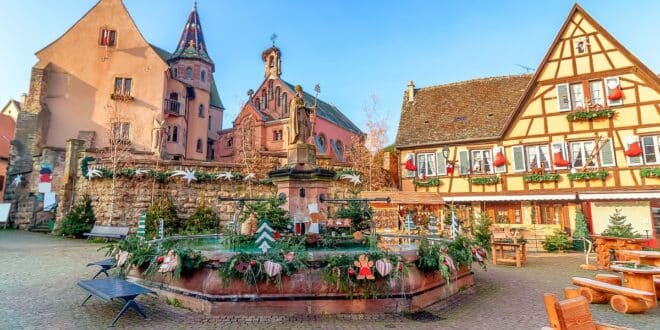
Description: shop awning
xmin=578 ymin=192 xmax=660 ymax=201
xmin=360 ymin=191 xmax=444 ymax=205
xmin=443 ymin=194 xmax=577 ymax=202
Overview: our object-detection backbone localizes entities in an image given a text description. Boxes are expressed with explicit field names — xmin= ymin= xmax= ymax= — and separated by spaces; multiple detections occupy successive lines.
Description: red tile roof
xmin=0 ymin=114 xmax=15 ymax=158
xmin=395 ymin=74 xmax=532 ymax=148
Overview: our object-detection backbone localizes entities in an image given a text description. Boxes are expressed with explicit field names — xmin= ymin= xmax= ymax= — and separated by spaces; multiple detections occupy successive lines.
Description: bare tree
xmin=234 ymin=115 xmax=276 ymax=196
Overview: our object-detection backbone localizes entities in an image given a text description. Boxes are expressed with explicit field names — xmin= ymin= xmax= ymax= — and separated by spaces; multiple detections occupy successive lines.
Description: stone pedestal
xmin=287 ymin=143 xmax=316 ymax=167
xmin=274 ymin=177 xmax=331 ymax=225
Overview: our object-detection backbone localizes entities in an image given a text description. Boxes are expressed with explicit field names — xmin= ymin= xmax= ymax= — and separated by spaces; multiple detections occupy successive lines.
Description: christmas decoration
xmin=340 ymin=173 xmax=362 ymax=185
xmin=116 ymin=250 xmax=129 ymax=267
xmin=601 ymin=209 xmax=639 ymax=238
xmin=86 ymin=169 xmax=103 ymax=180
xmin=640 ymin=168 xmax=660 ymax=178
xmin=352 ymin=231 xmax=364 ymax=241
xmin=158 ymin=250 xmax=179 ymax=273
xmin=255 ymin=218 xmax=275 ymax=253
xmin=156 ymin=256 xmax=165 ymax=264
xmin=492 ymin=149 xmax=506 ymax=167
xmin=405 ymin=155 xmax=417 ymax=171
xmin=284 ymin=252 xmax=295 ymax=262
xmin=566 ymin=108 xmax=616 ymax=122
xmin=171 ymin=169 xmax=197 ymax=184
xmin=468 ymin=175 xmax=500 ymax=185
xmin=428 ymin=214 xmax=438 ymax=234
xmin=353 ymin=255 xmax=375 ymax=280
xmin=413 ymin=178 xmax=441 ymax=187
xmin=624 ymin=140 xmax=642 ymax=157
xmin=263 ymin=260 xmax=283 ymax=277
xmin=446 ymin=162 xmax=455 ymax=175
xmin=234 ymin=261 xmax=250 ymax=273
xmin=135 ymin=169 xmax=151 ymax=176
xmin=522 ymin=173 xmax=561 ymax=183
xmin=553 ymin=150 xmax=570 ymax=167
xmin=216 ymin=171 xmax=234 ymax=180
xmin=347 ymin=267 xmax=356 ymax=277
xmin=608 ymin=85 xmax=623 ymax=101
xmin=567 ymin=170 xmax=608 ymax=181
xmin=572 ymin=210 xmax=591 ymax=251
xmin=243 ymin=173 xmax=256 ymax=181
xmin=240 ymin=213 xmax=258 ymax=235
xmin=375 ymin=259 xmax=393 ymax=277
xmin=403 ymin=214 xmax=416 ymax=232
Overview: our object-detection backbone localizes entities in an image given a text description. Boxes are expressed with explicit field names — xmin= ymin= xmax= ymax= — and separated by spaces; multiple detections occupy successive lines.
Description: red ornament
xmin=624 ymin=141 xmax=642 ymax=157
xmin=405 ymin=156 xmax=417 ymax=171
xmin=274 ymin=231 xmax=280 ymax=239
xmin=553 ymin=151 xmax=569 ymax=167
xmin=608 ymin=86 xmax=623 ymax=101
xmin=156 ymin=256 xmax=165 ymax=264
xmin=348 ymin=267 xmax=356 ymax=277
xmin=398 ymin=264 xmax=403 ymax=271
xmin=446 ymin=163 xmax=454 ymax=175
xmin=493 ymin=150 xmax=506 ymax=167
xmin=250 ymin=260 xmax=257 ymax=267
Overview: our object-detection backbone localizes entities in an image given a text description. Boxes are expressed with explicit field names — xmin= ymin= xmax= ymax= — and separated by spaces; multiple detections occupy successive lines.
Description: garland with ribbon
xmin=567 ymin=170 xmax=608 ymax=181
xmin=522 ymin=173 xmax=560 ymax=183
xmin=468 ymin=175 xmax=500 ymax=185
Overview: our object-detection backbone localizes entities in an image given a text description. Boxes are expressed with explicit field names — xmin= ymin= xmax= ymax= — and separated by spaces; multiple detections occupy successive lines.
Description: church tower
xmin=262 ymin=46 xmax=282 ymax=79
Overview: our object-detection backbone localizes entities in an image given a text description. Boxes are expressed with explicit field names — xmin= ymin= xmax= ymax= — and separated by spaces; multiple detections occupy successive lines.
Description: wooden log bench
xmin=83 ymin=225 xmax=130 ymax=240
xmin=78 ymin=278 xmax=156 ymax=327
xmin=572 ymin=277 xmax=656 ymax=314
xmin=543 ymin=293 xmax=631 ymax=330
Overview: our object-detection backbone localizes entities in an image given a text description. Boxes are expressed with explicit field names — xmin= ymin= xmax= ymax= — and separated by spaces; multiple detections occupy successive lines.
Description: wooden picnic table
xmin=609 ymin=264 xmax=660 ymax=307
xmin=491 ymin=241 xmax=527 ymax=268
xmin=618 ymin=250 xmax=660 ymax=267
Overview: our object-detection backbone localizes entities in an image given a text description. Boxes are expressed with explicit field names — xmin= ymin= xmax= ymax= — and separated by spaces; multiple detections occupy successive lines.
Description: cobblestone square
xmin=1 ymin=230 xmax=658 ymax=329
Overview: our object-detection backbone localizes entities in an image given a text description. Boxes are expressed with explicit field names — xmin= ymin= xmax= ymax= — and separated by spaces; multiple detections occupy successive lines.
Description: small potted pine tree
xmin=592 ymin=209 xmax=649 ymax=269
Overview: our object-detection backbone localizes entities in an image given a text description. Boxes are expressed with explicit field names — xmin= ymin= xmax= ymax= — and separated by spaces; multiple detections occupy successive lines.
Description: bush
xmin=58 ymin=195 xmax=95 ymax=238
xmin=336 ymin=200 xmax=373 ymax=232
xmin=542 ymin=230 xmax=573 ymax=252
xmin=245 ymin=195 xmax=291 ymax=232
xmin=601 ymin=209 xmax=639 ymax=238
xmin=185 ymin=203 xmax=221 ymax=234
xmin=146 ymin=197 xmax=179 ymax=239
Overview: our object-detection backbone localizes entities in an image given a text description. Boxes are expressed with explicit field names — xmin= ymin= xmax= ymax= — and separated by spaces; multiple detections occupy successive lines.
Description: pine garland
xmin=413 ymin=178 xmax=441 ymax=187
xmin=566 ymin=109 xmax=616 ymax=122
xmin=468 ymin=175 xmax=500 ymax=185
xmin=82 ymin=164 xmax=272 ymax=185
xmin=523 ymin=173 xmax=560 ymax=183
xmin=567 ymin=170 xmax=608 ymax=181
xmin=640 ymin=168 xmax=660 ymax=178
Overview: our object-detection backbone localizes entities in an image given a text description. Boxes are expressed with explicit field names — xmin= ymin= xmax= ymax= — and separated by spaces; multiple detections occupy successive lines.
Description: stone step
xmin=28 ymin=226 xmax=51 ymax=233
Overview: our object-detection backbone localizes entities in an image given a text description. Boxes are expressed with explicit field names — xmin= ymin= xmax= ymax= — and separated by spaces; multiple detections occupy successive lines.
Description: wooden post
xmin=515 ymin=246 xmax=522 ymax=268
xmin=595 ymin=274 xmax=622 ymax=286
xmin=578 ymin=287 xmax=611 ymax=304
xmin=610 ymin=295 xmax=648 ymax=314
xmin=564 ymin=287 xmax=581 ymax=299
xmin=491 ymin=243 xmax=497 ymax=266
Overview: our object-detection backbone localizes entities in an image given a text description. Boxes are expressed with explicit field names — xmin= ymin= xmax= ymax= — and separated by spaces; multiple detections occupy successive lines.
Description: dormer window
xmin=100 ymin=29 xmax=116 ymax=47
xmin=201 ymin=70 xmax=206 ymax=82
xmin=185 ymin=67 xmax=193 ymax=80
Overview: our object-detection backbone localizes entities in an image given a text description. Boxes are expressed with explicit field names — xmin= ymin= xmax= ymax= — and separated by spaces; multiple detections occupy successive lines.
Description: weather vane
xmin=270 ymin=33 xmax=278 ymax=46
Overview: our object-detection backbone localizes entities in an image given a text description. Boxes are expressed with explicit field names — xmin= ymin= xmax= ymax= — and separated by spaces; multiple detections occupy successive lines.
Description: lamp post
xmin=442 ymin=145 xmax=450 ymax=159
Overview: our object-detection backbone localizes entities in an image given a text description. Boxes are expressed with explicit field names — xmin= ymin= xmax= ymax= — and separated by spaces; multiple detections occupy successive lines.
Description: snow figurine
xmin=428 ymin=214 xmax=438 ymax=235
xmin=403 ymin=214 xmax=416 ymax=232
xmin=353 ymin=254 xmax=375 ymax=280
xmin=158 ymin=250 xmax=179 ymax=273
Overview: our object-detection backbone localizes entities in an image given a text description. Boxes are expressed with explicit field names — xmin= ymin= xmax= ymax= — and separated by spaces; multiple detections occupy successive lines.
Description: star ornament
xmin=216 ymin=171 xmax=234 ymax=181
xmin=171 ymin=169 xmax=197 ymax=184
xmin=340 ymin=173 xmax=362 ymax=186
xmin=11 ymin=174 xmax=22 ymax=187
xmin=135 ymin=169 xmax=151 ymax=176
xmin=86 ymin=169 xmax=103 ymax=180
xmin=243 ymin=173 xmax=256 ymax=181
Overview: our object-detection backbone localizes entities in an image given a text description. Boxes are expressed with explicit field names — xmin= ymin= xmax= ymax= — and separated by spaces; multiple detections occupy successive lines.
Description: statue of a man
xmin=288 ymin=85 xmax=314 ymax=145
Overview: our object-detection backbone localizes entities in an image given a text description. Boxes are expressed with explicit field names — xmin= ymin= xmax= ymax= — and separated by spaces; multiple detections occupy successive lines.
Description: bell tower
xmin=262 ymin=46 xmax=281 ymax=79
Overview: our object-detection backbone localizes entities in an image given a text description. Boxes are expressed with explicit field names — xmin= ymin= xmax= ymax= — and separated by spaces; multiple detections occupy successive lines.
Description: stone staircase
xmin=28 ymin=223 xmax=51 ymax=233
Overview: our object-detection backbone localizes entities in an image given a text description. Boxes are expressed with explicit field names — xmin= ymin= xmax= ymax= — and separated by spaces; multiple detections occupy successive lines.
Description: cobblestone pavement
xmin=1 ymin=230 xmax=658 ymax=329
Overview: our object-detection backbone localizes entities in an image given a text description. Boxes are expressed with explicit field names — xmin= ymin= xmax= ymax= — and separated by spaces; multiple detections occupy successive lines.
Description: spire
xmin=170 ymin=2 xmax=214 ymax=68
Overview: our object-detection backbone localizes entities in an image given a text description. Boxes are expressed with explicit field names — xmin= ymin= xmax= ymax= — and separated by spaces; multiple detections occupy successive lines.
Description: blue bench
xmin=78 ymin=278 xmax=156 ymax=327
xmin=83 ymin=225 xmax=130 ymax=240
xmin=86 ymin=258 xmax=116 ymax=279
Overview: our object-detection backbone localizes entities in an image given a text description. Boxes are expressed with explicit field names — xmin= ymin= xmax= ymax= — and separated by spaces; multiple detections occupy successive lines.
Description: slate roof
xmin=395 ymin=74 xmax=532 ymax=148
xmin=282 ymin=81 xmax=362 ymax=134
xmin=169 ymin=4 xmax=213 ymax=67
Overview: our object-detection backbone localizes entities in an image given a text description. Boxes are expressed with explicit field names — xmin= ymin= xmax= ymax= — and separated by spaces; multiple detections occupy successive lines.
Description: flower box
xmin=567 ymin=170 xmax=608 ymax=181
xmin=522 ymin=173 xmax=560 ymax=183
xmin=111 ymin=93 xmax=134 ymax=102
xmin=640 ymin=168 xmax=660 ymax=178
xmin=413 ymin=178 xmax=441 ymax=187
xmin=468 ymin=175 xmax=500 ymax=185
xmin=566 ymin=108 xmax=616 ymax=122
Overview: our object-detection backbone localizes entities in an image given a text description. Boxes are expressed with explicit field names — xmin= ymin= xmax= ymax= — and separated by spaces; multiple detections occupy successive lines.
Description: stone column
xmin=54 ymin=139 xmax=86 ymax=229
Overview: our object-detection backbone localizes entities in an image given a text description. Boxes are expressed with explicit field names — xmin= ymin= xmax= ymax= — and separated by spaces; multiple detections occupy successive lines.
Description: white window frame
xmin=493 ymin=146 xmax=507 ymax=173
xmin=458 ymin=150 xmax=470 ymax=175
xmin=551 ymin=142 xmax=569 ymax=170
xmin=556 ymin=83 xmax=571 ymax=112
xmin=641 ymin=135 xmax=660 ymax=165
xmin=416 ymin=153 xmax=437 ymax=178
xmin=569 ymin=83 xmax=585 ymax=110
xmin=569 ymin=141 xmax=598 ymax=169
xmin=588 ymin=80 xmax=605 ymax=107
xmin=598 ymin=138 xmax=616 ymax=167
xmin=624 ymin=135 xmax=643 ymax=166
xmin=605 ymin=76 xmax=623 ymax=107
xmin=511 ymin=145 xmax=526 ymax=172
xmin=436 ymin=150 xmax=447 ymax=176
xmin=525 ymin=145 xmax=552 ymax=172
xmin=470 ymin=149 xmax=493 ymax=174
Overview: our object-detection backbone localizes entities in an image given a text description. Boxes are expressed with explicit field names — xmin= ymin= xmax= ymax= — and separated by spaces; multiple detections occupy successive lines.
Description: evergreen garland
xmin=567 ymin=170 xmax=608 ymax=181
xmin=413 ymin=178 xmax=441 ymax=187
xmin=468 ymin=175 xmax=500 ymax=185
xmin=566 ymin=109 xmax=616 ymax=122
xmin=640 ymin=168 xmax=660 ymax=178
xmin=523 ymin=173 xmax=560 ymax=183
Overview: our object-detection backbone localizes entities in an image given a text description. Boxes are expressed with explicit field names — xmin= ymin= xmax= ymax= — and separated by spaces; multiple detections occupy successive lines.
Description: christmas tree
xmin=572 ymin=210 xmax=590 ymax=251
xmin=255 ymin=218 xmax=275 ymax=253
xmin=428 ymin=214 xmax=438 ymax=235
xmin=601 ymin=209 xmax=639 ymax=238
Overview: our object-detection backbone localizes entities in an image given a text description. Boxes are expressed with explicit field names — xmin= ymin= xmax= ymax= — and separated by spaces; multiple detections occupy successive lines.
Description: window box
xmin=468 ymin=175 xmax=500 ymax=185
xmin=640 ymin=168 xmax=660 ymax=178
xmin=566 ymin=108 xmax=616 ymax=122
xmin=413 ymin=178 xmax=441 ymax=187
xmin=111 ymin=93 xmax=134 ymax=102
xmin=567 ymin=170 xmax=608 ymax=181
xmin=522 ymin=173 xmax=560 ymax=183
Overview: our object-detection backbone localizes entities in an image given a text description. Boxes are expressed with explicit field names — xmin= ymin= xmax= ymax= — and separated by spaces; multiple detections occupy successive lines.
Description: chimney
xmin=20 ymin=93 xmax=27 ymax=104
xmin=407 ymin=81 xmax=415 ymax=102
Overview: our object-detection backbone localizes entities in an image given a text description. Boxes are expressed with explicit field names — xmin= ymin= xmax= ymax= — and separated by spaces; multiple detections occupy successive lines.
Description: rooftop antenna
xmin=270 ymin=33 xmax=278 ymax=47
xmin=516 ymin=64 xmax=535 ymax=73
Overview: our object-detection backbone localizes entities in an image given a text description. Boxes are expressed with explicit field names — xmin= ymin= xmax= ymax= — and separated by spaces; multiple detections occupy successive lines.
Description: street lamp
xmin=442 ymin=145 xmax=450 ymax=159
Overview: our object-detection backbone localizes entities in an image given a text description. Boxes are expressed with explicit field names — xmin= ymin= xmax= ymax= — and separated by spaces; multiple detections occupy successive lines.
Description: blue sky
xmin=1 ymin=0 xmax=658 ymax=144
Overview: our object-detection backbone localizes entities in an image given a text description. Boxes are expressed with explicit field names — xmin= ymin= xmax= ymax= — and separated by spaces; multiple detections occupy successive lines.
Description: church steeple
xmin=170 ymin=2 xmax=213 ymax=69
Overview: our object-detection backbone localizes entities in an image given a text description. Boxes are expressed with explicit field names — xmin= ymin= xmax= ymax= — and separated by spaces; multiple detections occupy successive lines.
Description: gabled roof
xmin=281 ymin=81 xmax=362 ymax=134
xmin=1 ymin=99 xmax=22 ymax=113
xmin=395 ymin=74 xmax=532 ymax=149
xmin=169 ymin=3 xmax=213 ymax=68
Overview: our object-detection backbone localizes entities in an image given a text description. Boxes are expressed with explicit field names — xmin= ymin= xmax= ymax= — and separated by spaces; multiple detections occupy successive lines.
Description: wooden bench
xmin=572 ymin=277 xmax=656 ymax=314
xmin=83 ymin=225 xmax=130 ymax=240
xmin=78 ymin=278 xmax=156 ymax=327
xmin=543 ymin=293 xmax=630 ymax=330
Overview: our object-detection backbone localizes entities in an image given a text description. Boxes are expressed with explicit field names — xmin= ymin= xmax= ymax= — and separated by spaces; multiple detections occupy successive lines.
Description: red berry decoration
xmin=398 ymin=264 xmax=403 ymax=271
xmin=348 ymin=268 xmax=356 ymax=276
xmin=274 ymin=232 xmax=280 ymax=239
xmin=250 ymin=260 xmax=257 ymax=267
xmin=156 ymin=256 xmax=165 ymax=264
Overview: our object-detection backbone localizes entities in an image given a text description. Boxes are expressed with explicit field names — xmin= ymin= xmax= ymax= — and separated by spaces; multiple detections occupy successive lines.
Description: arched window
xmin=198 ymin=104 xmax=204 ymax=118
xmin=314 ymin=134 xmax=327 ymax=154
xmin=227 ymin=137 xmax=233 ymax=147
xmin=172 ymin=126 xmax=178 ymax=142
xmin=172 ymin=67 xmax=178 ymax=78
xmin=268 ymin=80 xmax=274 ymax=100
xmin=275 ymin=86 xmax=281 ymax=108
xmin=201 ymin=70 xmax=206 ymax=82
xmin=169 ymin=92 xmax=178 ymax=100
xmin=269 ymin=55 xmax=274 ymax=68
xmin=196 ymin=139 xmax=203 ymax=153
xmin=281 ymin=93 xmax=288 ymax=114
xmin=185 ymin=67 xmax=193 ymax=79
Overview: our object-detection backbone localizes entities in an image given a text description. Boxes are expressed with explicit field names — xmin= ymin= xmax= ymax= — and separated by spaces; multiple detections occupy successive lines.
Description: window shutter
xmin=599 ymin=138 xmax=615 ymax=167
xmin=512 ymin=146 xmax=525 ymax=172
xmin=624 ymin=136 xmax=643 ymax=166
xmin=458 ymin=150 xmax=469 ymax=175
xmin=494 ymin=146 xmax=507 ymax=173
xmin=436 ymin=151 xmax=447 ymax=176
xmin=556 ymin=84 xmax=571 ymax=112
xmin=551 ymin=142 xmax=569 ymax=169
